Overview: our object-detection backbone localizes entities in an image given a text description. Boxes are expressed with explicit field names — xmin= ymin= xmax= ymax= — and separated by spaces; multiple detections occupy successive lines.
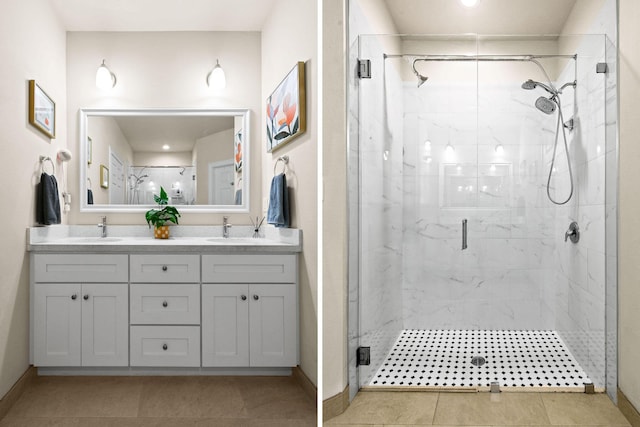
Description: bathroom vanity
xmin=27 ymin=226 xmax=301 ymax=375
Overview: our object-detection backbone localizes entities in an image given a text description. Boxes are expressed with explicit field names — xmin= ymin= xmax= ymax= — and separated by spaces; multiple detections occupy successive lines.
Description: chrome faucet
xmin=564 ymin=221 xmax=579 ymax=243
xmin=223 ymin=216 xmax=232 ymax=238
xmin=97 ymin=216 xmax=107 ymax=238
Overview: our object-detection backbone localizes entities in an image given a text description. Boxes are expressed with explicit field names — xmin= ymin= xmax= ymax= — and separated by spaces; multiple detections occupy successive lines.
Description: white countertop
xmin=27 ymin=225 xmax=302 ymax=253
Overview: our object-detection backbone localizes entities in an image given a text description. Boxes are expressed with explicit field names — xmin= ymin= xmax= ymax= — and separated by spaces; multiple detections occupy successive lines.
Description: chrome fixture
xmin=97 ymin=216 xmax=107 ymax=238
xmin=565 ymin=221 xmax=580 ymax=243
xmin=461 ymin=219 xmax=468 ymax=250
xmin=96 ymin=60 xmax=117 ymax=90
xmin=206 ymin=59 xmax=226 ymax=90
xmin=521 ymin=78 xmax=577 ymax=205
xmin=222 ymin=215 xmax=232 ymax=238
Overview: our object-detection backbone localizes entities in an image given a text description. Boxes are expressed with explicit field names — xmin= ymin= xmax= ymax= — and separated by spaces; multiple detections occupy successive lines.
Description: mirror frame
xmin=79 ymin=108 xmax=250 ymax=213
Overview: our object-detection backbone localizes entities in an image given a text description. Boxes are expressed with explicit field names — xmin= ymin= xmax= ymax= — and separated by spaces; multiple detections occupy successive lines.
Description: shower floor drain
xmin=471 ymin=356 xmax=486 ymax=367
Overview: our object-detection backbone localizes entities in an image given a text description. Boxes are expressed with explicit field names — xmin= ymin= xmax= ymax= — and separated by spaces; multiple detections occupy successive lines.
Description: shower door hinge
xmin=596 ymin=62 xmax=608 ymax=74
xmin=358 ymin=59 xmax=371 ymax=79
xmin=356 ymin=347 xmax=371 ymax=366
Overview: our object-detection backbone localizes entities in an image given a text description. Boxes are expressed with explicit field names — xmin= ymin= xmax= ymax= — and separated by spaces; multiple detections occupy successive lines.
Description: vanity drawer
xmin=130 ymin=326 xmax=200 ymax=367
xmin=130 ymin=284 xmax=200 ymax=325
xmin=130 ymin=254 xmax=200 ymax=283
xmin=33 ymin=254 xmax=128 ymax=283
xmin=202 ymin=254 xmax=296 ymax=283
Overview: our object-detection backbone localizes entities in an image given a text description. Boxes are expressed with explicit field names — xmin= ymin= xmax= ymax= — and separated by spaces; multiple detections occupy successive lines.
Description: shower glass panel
xmin=350 ymin=34 xmax=616 ymax=397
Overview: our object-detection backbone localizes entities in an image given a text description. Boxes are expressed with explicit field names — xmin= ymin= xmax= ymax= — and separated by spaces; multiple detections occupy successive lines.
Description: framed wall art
xmin=100 ymin=164 xmax=109 ymax=189
xmin=266 ymin=62 xmax=306 ymax=152
xmin=28 ymin=80 xmax=56 ymax=139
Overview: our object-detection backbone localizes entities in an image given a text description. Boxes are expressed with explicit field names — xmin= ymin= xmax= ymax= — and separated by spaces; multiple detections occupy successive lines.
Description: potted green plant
xmin=145 ymin=187 xmax=181 ymax=239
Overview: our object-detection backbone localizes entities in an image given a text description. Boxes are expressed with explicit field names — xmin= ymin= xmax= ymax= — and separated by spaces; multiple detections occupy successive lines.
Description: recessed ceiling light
xmin=460 ymin=0 xmax=479 ymax=7
xmin=162 ymin=144 xmax=170 ymax=150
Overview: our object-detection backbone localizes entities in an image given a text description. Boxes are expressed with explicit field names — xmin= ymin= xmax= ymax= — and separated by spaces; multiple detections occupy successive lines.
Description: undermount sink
xmin=62 ymin=237 xmax=124 ymax=243
xmin=206 ymin=237 xmax=257 ymax=243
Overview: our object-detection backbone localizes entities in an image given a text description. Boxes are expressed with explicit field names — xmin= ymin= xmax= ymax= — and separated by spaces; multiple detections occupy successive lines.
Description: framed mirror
xmin=79 ymin=108 xmax=250 ymax=212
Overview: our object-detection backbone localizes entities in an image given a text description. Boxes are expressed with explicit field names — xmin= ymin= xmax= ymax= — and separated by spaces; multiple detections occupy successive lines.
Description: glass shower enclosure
xmin=348 ymin=34 xmax=617 ymax=400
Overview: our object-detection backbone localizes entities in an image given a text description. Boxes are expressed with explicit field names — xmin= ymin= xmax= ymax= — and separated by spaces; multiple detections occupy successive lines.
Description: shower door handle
xmin=462 ymin=219 xmax=468 ymax=250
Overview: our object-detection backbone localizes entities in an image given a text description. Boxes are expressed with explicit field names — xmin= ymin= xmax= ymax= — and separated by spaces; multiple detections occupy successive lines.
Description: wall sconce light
xmin=495 ymin=144 xmax=505 ymax=155
xmin=460 ymin=0 xmax=479 ymax=7
xmin=96 ymin=60 xmax=117 ymax=90
xmin=206 ymin=59 xmax=226 ymax=90
xmin=445 ymin=142 xmax=455 ymax=154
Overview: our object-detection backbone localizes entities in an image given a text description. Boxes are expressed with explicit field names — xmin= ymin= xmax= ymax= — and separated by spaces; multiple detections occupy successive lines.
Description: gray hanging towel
xmin=36 ymin=172 xmax=61 ymax=225
xmin=87 ymin=189 xmax=94 ymax=205
xmin=266 ymin=173 xmax=289 ymax=228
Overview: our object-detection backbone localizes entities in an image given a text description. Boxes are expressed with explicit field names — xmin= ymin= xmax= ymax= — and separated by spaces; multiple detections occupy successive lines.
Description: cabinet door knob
xmin=253 ymin=295 xmax=259 ymax=301
xmin=83 ymin=294 xmax=89 ymax=300
xmin=162 ymin=344 xmax=168 ymax=351
xmin=162 ymin=265 xmax=168 ymax=272
xmin=241 ymin=295 xmax=247 ymax=301
xmin=71 ymin=294 xmax=77 ymax=300
xmin=162 ymin=301 xmax=168 ymax=307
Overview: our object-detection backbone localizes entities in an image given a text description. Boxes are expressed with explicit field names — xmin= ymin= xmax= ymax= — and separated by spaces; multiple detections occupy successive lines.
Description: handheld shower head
xmin=535 ymin=96 xmax=557 ymax=115
xmin=521 ymin=79 xmax=537 ymax=90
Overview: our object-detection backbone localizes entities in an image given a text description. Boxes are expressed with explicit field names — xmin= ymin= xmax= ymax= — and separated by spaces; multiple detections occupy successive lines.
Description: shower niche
xmin=349 ymin=34 xmax=617 ymax=399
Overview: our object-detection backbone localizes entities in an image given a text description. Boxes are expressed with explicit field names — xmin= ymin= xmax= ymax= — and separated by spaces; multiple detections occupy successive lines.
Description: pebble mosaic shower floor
xmin=369 ymin=329 xmax=590 ymax=388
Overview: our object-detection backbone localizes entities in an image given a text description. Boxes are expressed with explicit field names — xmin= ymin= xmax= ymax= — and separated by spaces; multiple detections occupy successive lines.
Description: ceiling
xmin=383 ymin=0 xmax=578 ymax=35
xmin=49 ymin=0 xmax=579 ymax=36
xmin=49 ymin=0 xmax=278 ymax=31
xmin=113 ymin=116 xmax=234 ymax=152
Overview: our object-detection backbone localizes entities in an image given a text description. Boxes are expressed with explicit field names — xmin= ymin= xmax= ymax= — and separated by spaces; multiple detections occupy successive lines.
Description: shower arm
xmin=386 ymin=53 xmax=577 ymax=92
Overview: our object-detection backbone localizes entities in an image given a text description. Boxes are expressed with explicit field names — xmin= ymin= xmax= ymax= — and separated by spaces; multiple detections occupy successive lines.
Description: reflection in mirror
xmin=79 ymin=108 xmax=250 ymax=212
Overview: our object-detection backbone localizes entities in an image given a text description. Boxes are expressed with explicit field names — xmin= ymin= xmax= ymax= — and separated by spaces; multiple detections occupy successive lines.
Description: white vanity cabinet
xmin=201 ymin=255 xmax=298 ymax=367
xmin=129 ymin=254 xmax=201 ymax=367
xmin=32 ymin=254 xmax=128 ymax=367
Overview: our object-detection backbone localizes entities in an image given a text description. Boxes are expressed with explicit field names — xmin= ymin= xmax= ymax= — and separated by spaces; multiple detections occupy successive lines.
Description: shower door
xmin=350 ymin=33 xmax=615 ymax=396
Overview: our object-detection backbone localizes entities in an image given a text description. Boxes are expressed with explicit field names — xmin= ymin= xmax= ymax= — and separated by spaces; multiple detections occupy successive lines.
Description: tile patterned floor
xmin=370 ymin=330 xmax=590 ymax=388
xmin=325 ymin=390 xmax=631 ymax=426
xmin=0 ymin=375 xmax=316 ymax=427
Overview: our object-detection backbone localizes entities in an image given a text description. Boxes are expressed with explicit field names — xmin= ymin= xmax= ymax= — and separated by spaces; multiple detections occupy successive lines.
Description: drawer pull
xmin=162 ymin=265 xmax=168 ymax=272
xmin=162 ymin=343 xmax=168 ymax=351
xmin=253 ymin=295 xmax=259 ymax=301
xmin=162 ymin=301 xmax=168 ymax=308
xmin=71 ymin=294 xmax=77 ymax=300
xmin=83 ymin=294 xmax=89 ymax=300
xmin=241 ymin=295 xmax=247 ymax=301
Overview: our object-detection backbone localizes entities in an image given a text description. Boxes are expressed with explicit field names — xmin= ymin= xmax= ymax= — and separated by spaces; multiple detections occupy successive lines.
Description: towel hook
xmin=39 ymin=156 xmax=55 ymax=174
xmin=273 ymin=155 xmax=289 ymax=176
xmin=87 ymin=177 xmax=92 ymax=189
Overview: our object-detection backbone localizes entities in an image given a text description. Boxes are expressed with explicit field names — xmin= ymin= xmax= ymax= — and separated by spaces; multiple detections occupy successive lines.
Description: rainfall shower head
xmin=412 ymin=60 xmax=428 ymax=88
xmin=521 ymin=79 xmax=557 ymax=96
xmin=535 ymin=96 xmax=557 ymax=115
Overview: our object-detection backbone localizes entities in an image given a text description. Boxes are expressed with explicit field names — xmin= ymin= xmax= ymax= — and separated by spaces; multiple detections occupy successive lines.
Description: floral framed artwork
xmin=234 ymin=129 xmax=243 ymax=172
xmin=28 ymin=80 xmax=56 ymax=139
xmin=266 ymin=62 xmax=306 ymax=152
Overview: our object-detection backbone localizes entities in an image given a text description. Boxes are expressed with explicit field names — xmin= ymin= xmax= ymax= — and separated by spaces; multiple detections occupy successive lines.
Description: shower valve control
xmin=565 ymin=221 xmax=580 ymax=243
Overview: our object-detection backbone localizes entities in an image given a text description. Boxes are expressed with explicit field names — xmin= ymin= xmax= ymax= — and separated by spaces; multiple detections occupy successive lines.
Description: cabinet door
xmin=249 ymin=284 xmax=297 ymax=367
xmin=81 ymin=283 xmax=128 ymax=366
xmin=201 ymin=284 xmax=249 ymax=366
xmin=33 ymin=283 xmax=81 ymax=366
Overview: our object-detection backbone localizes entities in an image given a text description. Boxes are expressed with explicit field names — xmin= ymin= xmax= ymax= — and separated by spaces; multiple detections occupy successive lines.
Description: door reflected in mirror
xmin=79 ymin=108 xmax=250 ymax=213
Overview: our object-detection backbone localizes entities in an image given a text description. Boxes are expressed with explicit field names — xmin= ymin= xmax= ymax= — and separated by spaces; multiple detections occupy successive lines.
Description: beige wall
xmin=66 ymin=31 xmax=262 ymax=225
xmin=618 ymin=0 xmax=640 ymax=411
xmin=87 ymin=116 xmax=133 ymax=204
xmin=0 ymin=0 xmax=67 ymax=399
xmin=322 ymin=0 xmax=349 ymax=401
xmin=261 ymin=0 xmax=318 ymax=386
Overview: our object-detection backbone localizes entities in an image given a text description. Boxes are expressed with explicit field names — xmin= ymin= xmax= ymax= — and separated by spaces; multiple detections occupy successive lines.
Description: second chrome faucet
xmin=222 ymin=216 xmax=232 ymax=238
